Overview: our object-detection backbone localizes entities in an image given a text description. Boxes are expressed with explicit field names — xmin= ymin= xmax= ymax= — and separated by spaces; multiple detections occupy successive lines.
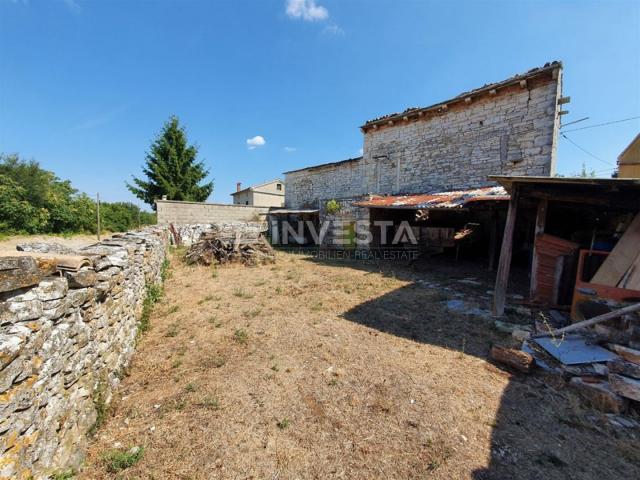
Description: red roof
xmin=354 ymin=186 xmax=509 ymax=209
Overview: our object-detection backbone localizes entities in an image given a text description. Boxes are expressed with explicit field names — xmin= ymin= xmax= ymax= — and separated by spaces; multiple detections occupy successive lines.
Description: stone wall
xmin=284 ymin=159 xmax=363 ymax=209
xmin=156 ymin=200 xmax=271 ymax=225
xmin=362 ymin=77 xmax=562 ymax=194
xmin=0 ymin=229 xmax=167 ymax=479
xmin=284 ymin=67 xmax=562 ymax=209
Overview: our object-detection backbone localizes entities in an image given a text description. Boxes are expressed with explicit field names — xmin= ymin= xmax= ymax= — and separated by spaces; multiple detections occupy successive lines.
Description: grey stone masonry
xmin=284 ymin=64 xmax=563 ymax=209
xmin=0 ymin=228 xmax=167 ymax=479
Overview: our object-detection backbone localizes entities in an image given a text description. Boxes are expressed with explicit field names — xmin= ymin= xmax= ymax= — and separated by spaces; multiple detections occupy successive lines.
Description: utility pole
xmin=96 ymin=193 xmax=101 ymax=241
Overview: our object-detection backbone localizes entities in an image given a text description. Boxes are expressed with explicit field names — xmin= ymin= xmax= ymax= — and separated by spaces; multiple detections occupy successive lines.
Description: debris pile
xmin=184 ymin=225 xmax=275 ymax=266
xmin=492 ymin=302 xmax=640 ymax=416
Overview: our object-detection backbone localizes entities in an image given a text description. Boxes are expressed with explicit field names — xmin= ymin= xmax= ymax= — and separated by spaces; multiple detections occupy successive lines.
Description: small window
xmin=245 ymin=201 xmax=249 ymax=205
xmin=276 ymin=183 xmax=282 ymax=191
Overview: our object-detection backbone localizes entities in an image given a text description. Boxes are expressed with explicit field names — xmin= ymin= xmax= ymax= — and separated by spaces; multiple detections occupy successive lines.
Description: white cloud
xmin=286 ymin=0 xmax=329 ymax=22
xmin=246 ymin=135 xmax=266 ymax=150
xmin=63 ymin=0 xmax=81 ymax=12
xmin=323 ymin=23 xmax=344 ymax=36
xmin=284 ymin=146 xmax=297 ymax=152
xmin=358 ymin=148 xmax=364 ymax=156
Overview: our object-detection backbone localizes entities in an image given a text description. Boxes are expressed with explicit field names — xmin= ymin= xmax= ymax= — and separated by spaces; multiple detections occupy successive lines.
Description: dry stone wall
xmin=0 ymin=229 xmax=167 ymax=479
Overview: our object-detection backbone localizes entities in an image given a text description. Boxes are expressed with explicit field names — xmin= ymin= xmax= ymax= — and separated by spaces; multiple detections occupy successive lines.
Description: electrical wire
xmin=560 ymin=133 xmax=614 ymax=166
xmin=561 ymin=115 xmax=640 ymax=133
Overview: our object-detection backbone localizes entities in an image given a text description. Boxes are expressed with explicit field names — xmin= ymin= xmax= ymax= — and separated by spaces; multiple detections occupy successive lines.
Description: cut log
xmin=608 ymin=344 xmax=640 ymax=365
xmin=609 ymin=373 xmax=640 ymax=401
xmin=490 ymin=345 xmax=533 ymax=373
xmin=608 ymin=359 xmax=640 ymax=380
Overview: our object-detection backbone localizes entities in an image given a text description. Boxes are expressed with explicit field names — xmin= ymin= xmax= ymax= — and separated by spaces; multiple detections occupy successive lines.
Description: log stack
xmin=184 ymin=228 xmax=275 ymax=267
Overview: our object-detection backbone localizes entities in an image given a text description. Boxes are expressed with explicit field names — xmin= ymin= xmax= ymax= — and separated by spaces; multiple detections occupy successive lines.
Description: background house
xmin=617 ymin=134 xmax=640 ymax=178
xmin=231 ymin=179 xmax=285 ymax=207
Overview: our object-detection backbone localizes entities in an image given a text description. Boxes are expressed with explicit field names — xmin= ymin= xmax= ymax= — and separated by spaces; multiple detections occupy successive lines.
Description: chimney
xmin=236 ymin=182 xmax=242 ymax=192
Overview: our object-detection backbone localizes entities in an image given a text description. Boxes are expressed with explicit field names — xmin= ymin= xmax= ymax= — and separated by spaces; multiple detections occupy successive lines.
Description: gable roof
xmin=361 ymin=61 xmax=562 ymax=130
xmin=618 ymin=133 xmax=640 ymax=163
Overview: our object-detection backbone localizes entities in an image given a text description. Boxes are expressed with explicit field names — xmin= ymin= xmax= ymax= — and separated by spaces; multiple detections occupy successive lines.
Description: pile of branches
xmin=184 ymin=230 xmax=275 ymax=267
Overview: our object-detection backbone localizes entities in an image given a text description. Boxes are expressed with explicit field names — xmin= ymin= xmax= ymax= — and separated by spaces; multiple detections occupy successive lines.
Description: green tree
xmin=127 ymin=116 xmax=213 ymax=209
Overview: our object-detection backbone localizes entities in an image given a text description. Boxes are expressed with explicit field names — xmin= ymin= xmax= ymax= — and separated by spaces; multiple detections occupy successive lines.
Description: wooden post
xmin=493 ymin=186 xmax=519 ymax=316
xmin=96 ymin=193 xmax=101 ymax=241
xmin=529 ymin=199 xmax=548 ymax=299
xmin=488 ymin=208 xmax=499 ymax=271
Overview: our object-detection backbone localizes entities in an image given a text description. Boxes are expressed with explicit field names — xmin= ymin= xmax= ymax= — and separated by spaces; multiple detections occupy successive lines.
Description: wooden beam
xmin=493 ymin=186 xmax=519 ymax=316
xmin=529 ymin=199 xmax=548 ymax=299
xmin=488 ymin=208 xmax=499 ymax=271
xmin=534 ymin=302 xmax=640 ymax=338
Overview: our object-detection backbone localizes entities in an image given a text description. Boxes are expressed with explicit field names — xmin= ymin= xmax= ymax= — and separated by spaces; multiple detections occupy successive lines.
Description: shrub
xmin=325 ymin=199 xmax=341 ymax=215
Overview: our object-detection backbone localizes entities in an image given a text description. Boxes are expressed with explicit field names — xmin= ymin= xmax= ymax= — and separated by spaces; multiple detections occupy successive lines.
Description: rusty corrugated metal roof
xmin=354 ymin=186 xmax=509 ymax=209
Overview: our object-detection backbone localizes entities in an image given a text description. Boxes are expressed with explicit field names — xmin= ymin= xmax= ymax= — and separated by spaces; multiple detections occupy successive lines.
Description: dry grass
xmin=81 ymin=252 xmax=639 ymax=479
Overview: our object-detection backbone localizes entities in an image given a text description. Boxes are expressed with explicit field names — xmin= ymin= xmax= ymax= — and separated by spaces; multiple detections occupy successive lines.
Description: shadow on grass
xmin=303 ymin=254 xmax=640 ymax=480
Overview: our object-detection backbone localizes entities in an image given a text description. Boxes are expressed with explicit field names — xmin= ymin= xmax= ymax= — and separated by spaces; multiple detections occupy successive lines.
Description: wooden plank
xmin=608 ymin=344 xmax=640 ymax=365
xmin=609 ymin=373 xmax=640 ymax=401
xmin=592 ymin=213 xmax=640 ymax=286
xmin=534 ymin=302 xmax=640 ymax=338
xmin=608 ymin=359 xmax=640 ymax=379
xmin=493 ymin=187 xmax=519 ymax=316
xmin=488 ymin=209 xmax=499 ymax=272
xmin=619 ymin=251 xmax=640 ymax=290
xmin=529 ymin=199 xmax=548 ymax=299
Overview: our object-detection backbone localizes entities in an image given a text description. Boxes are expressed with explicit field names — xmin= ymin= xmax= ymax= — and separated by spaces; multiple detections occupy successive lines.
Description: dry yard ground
xmin=82 ymin=251 xmax=639 ymax=479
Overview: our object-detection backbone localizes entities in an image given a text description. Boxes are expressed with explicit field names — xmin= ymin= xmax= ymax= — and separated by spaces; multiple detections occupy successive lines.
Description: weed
xmin=102 ymin=446 xmax=144 ymax=473
xmin=168 ymin=305 xmax=180 ymax=314
xmin=276 ymin=418 xmax=290 ymax=430
xmin=254 ymin=280 xmax=267 ymax=287
xmin=172 ymin=360 xmax=182 ymax=369
xmin=51 ymin=470 xmax=75 ymax=480
xmin=427 ymin=460 xmax=440 ymax=471
xmin=89 ymin=379 xmax=109 ymax=437
xmin=185 ymin=383 xmax=197 ymax=393
xmin=209 ymin=356 xmax=226 ymax=368
xmin=211 ymin=266 xmax=219 ymax=278
xmin=311 ymin=302 xmax=323 ymax=312
xmin=275 ymin=286 xmax=283 ymax=294
xmin=271 ymin=364 xmax=280 ymax=372
xmin=165 ymin=324 xmax=179 ymax=337
xmin=138 ymin=283 xmax=163 ymax=334
xmin=328 ymin=378 xmax=338 ymax=386
xmin=198 ymin=396 xmax=221 ymax=410
xmin=243 ymin=308 xmax=262 ymax=319
xmin=234 ymin=329 xmax=249 ymax=344
xmin=233 ymin=288 xmax=254 ymax=299
xmin=160 ymin=258 xmax=171 ymax=281
xmin=198 ymin=294 xmax=221 ymax=305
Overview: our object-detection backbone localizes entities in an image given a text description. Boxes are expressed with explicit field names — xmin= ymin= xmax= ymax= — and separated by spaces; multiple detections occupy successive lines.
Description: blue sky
xmin=1 ymin=0 xmax=639 ymax=209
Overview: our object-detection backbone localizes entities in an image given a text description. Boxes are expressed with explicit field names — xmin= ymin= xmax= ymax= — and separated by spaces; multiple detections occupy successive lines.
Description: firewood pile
xmin=184 ymin=227 xmax=275 ymax=267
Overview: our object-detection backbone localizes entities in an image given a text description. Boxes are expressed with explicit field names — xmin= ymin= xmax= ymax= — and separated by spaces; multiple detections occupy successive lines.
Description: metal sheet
xmin=533 ymin=335 xmax=619 ymax=365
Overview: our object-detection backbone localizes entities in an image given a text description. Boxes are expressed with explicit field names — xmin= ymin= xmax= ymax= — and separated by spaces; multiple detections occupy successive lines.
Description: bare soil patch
xmin=81 ymin=251 xmax=640 ymax=479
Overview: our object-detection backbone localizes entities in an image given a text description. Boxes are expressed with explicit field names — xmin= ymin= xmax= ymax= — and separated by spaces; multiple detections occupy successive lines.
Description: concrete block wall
xmin=0 ymin=229 xmax=167 ymax=479
xmin=156 ymin=200 xmax=271 ymax=225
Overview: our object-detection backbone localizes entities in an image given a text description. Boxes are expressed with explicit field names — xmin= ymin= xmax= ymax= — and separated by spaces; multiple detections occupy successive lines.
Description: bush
xmin=325 ymin=199 xmax=341 ymax=215
xmin=0 ymin=153 xmax=156 ymax=234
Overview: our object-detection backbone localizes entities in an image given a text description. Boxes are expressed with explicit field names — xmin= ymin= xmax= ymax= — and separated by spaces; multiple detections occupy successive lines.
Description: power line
xmin=560 ymin=133 xmax=614 ymax=166
xmin=561 ymin=115 xmax=640 ymax=133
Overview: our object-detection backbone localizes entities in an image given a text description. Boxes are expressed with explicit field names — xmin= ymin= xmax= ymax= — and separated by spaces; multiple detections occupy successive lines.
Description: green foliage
xmin=138 ymin=283 xmax=163 ymax=334
xmin=0 ymin=153 xmax=155 ymax=234
xmin=102 ymin=446 xmax=144 ymax=473
xmin=325 ymin=199 xmax=341 ymax=215
xmin=51 ymin=470 xmax=75 ymax=480
xmin=127 ymin=116 xmax=214 ymax=209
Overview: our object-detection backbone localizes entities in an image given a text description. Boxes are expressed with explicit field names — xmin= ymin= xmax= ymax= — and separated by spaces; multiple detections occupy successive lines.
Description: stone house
xmin=282 ymin=62 xmax=566 ymax=249
xmin=231 ymin=179 xmax=285 ymax=207
xmin=285 ymin=61 xmax=564 ymax=210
